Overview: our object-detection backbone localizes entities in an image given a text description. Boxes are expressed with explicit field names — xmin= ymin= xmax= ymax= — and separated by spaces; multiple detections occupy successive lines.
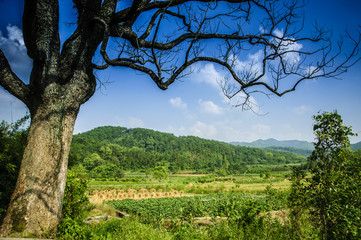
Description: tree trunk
xmin=0 ymin=1 xmax=110 ymax=237
xmin=0 ymin=98 xmax=80 ymax=237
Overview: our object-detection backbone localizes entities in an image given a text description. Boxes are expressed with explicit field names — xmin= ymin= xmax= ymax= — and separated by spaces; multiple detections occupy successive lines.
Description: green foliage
xmin=58 ymin=215 xmax=172 ymax=240
xmin=57 ymin=171 xmax=90 ymax=239
xmin=288 ymin=166 xmax=307 ymax=234
xmin=108 ymin=193 xmax=269 ymax=222
xmin=107 ymin=192 xmax=314 ymax=240
xmin=82 ymin=218 xmax=172 ymax=240
xmin=150 ymin=165 xmax=169 ymax=181
xmin=265 ymin=186 xmax=288 ymax=211
xmin=62 ymin=171 xmax=89 ymax=220
xmin=220 ymin=197 xmax=264 ymax=230
xmin=69 ymin=126 xmax=306 ymax=177
xmin=290 ymin=111 xmax=361 ymax=240
xmin=265 ymin=146 xmax=313 ymax=157
xmin=0 ymin=116 xmax=29 ymax=220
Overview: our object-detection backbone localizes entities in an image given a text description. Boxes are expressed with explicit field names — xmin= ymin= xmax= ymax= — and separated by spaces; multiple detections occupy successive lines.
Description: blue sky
xmin=1 ymin=0 xmax=361 ymax=143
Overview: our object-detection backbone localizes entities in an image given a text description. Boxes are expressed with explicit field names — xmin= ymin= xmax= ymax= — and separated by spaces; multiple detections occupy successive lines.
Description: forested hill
xmin=69 ymin=126 xmax=306 ymax=177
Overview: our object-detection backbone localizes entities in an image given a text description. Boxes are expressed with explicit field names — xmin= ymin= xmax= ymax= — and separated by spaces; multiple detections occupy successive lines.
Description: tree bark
xmin=0 ymin=97 xmax=80 ymax=237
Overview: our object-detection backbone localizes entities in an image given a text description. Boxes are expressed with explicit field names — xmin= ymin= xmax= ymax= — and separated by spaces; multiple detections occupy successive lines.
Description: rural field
xmin=87 ymin=170 xmax=292 ymax=195
xmin=72 ymin=169 xmax=301 ymax=240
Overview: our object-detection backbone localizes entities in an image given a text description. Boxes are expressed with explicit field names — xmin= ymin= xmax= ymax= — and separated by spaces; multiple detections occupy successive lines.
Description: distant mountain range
xmin=231 ymin=138 xmax=314 ymax=150
xmin=352 ymin=141 xmax=361 ymax=151
xmin=230 ymin=138 xmax=361 ymax=156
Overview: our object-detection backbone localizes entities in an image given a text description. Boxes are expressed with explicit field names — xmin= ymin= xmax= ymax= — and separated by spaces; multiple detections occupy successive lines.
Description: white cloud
xmin=0 ymin=25 xmax=32 ymax=81
xmin=259 ymin=26 xmax=266 ymax=34
xmin=169 ymin=97 xmax=187 ymax=110
xmin=252 ymin=123 xmax=271 ymax=134
xmin=194 ymin=60 xmax=263 ymax=112
xmin=195 ymin=63 xmax=223 ymax=88
xmin=116 ymin=116 xmax=145 ymax=128
xmin=305 ymin=65 xmax=317 ymax=75
xmin=233 ymin=50 xmax=265 ymax=77
xmin=198 ymin=99 xmax=223 ymax=115
xmin=6 ymin=25 xmax=25 ymax=46
xmin=166 ymin=121 xmax=218 ymax=140
xmin=304 ymin=65 xmax=323 ymax=77
xmin=273 ymin=29 xmax=303 ymax=65
xmin=276 ymin=123 xmax=308 ymax=141
xmin=190 ymin=121 xmax=218 ymax=139
xmin=165 ymin=125 xmax=187 ymax=136
xmin=293 ymin=105 xmax=313 ymax=115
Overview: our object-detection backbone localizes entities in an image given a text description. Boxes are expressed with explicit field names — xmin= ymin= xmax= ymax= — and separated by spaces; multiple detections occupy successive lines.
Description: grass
xmin=57 ymin=200 xmax=172 ymax=240
xmin=85 ymin=202 xmax=118 ymax=217
xmin=88 ymin=171 xmax=291 ymax=195
xmin=87 ymin=218 xmax=173 ymax=240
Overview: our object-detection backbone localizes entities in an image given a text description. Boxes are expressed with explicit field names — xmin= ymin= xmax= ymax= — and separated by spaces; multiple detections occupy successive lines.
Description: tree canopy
xmin=289 ymin=111 xmax=361 ymax=239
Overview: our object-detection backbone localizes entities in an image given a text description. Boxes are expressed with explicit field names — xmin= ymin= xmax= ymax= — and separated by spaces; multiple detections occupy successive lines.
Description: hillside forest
xmin=68 ymin=126 xmax=307 ymax=179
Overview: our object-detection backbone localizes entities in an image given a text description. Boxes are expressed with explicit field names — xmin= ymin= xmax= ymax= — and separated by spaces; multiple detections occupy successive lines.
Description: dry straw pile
xmin=89 ymin=188 xmax=184 ymax=203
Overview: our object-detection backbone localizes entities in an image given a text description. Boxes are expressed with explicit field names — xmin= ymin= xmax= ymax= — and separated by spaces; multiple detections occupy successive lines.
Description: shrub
xmin=86 ymin=218 xmax=172 ymax=240
xmin=0 ymin=116 xmax=29 ymax=220
xmin=57 ymin=171 xmax=90 ymax=239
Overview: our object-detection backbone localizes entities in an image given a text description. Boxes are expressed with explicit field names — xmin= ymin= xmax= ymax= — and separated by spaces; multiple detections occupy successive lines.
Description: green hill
xmin=69 ymin=126 xmax=307 ymax=178
xmin=352 ymin=141 xmax=361 ymax=151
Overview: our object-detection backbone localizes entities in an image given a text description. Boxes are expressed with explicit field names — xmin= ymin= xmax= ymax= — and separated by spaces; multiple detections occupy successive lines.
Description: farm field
xmin=87 ymin=171 xmax=292 ymax=196
xmin=79 ymin=171 xmax=301 ymax=239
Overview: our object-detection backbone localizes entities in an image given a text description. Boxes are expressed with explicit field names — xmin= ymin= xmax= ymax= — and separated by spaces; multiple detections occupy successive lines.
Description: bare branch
xmin=93 ymin=0 xmax=361 ymax=108
xmin=112 ymin=0 xmax=250 ymax=24
xmin=0 ymin=50 xmax=30 ymax=105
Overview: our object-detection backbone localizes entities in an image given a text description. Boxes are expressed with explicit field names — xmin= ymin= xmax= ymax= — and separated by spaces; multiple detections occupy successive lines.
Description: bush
xmin=0 ymin=116 xmax=29 ymax=222
xmin=84 ymin=218 xmax=172 ymax=240
xmin=57 ymin=171 xmax=90 ymax=239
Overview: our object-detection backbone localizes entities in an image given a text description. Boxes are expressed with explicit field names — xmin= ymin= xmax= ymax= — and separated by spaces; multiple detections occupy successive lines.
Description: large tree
xmin=289 ymin=111 xmax=361 ymax=239
xmin=0 ymin=0 xmax=360 ymax=237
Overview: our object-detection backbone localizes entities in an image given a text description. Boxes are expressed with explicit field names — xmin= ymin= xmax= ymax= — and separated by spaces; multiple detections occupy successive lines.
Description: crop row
xmin=107 ymin=193 xmax=269 ymax=222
